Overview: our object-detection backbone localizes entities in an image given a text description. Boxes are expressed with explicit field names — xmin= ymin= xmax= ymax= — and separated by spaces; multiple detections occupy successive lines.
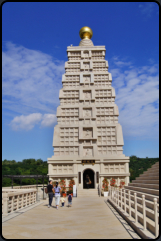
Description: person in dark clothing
xmin=47 ymin=180 xmax=54 ymax=208
xmin=68 ymin=193 xmax=72 ymax=207
xmin=86 ymin=175 xmax=90 ymax=189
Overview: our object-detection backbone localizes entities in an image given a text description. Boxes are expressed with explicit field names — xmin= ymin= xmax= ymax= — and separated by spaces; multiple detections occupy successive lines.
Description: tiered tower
xmin=48 ymin=27 xmax=130 ymax=189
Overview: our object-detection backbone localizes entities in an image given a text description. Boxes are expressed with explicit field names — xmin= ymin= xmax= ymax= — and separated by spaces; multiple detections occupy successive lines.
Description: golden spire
xmin=79 ymin=26 xmax=93 ymax=40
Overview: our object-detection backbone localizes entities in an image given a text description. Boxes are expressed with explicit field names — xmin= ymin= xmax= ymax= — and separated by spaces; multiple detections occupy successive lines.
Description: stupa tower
xmin=48 ymin=27 xmax=130 ymax=189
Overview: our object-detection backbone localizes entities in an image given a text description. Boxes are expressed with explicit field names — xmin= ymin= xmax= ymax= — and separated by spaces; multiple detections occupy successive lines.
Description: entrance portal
xmin=83 ymin=169 xmax=95 ymax=189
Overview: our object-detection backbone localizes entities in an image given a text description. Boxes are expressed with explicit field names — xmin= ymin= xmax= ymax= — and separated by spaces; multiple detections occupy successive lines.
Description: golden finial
xmin=79 ymin=26 xmax=93 ymax=40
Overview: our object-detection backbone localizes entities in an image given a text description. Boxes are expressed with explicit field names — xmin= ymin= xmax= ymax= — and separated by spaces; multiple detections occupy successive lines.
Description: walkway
xmin=2 ymin=197 xmax=140 ymax=239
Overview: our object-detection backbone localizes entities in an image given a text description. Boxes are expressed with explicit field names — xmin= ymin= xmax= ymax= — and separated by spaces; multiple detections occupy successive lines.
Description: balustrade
xmin=154 ymin=198 xmax=158 ymax=238
xmin=2 ymin=189 xmax=37 ymax=216
xmin=109 ymin=186 xmax=159 ymax=238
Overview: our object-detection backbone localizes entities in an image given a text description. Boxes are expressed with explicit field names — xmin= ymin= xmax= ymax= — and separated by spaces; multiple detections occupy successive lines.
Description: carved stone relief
xmin=83 ymin=128 xmax=92 ymax=138
xmin=84 ymin=62 xmax=90 ymax=69
xmin=83 ymin=147 xmax=93 ymax=156
xmin=83 ymin=76 xmax=90 ymax=83
xmin=83 ymin=108 xmax=92 ymax=117
xmin=83 ymin=91 xmax=91 ymax=99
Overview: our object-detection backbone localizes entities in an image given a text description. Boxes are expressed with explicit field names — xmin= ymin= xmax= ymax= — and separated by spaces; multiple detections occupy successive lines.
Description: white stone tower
xmin=48 ymin=26 xmax=130 ymax=189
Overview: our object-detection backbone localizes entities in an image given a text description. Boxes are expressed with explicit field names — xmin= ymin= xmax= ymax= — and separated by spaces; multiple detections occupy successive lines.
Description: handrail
xmin=109 ymin=186 xmax=159 ymax=238
xmin=2 ymin=189 xmax=37 ymax=215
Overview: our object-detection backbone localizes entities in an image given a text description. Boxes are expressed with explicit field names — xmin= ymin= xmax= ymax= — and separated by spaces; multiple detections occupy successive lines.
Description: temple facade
xmin=48 ymin=27 xmax=130 ymax=189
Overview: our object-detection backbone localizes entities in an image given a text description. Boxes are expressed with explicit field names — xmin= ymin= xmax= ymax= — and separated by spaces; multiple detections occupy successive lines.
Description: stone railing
xmin=2 ymin=189 xmax=37 ymax=216
xmin=2 ymin=184 xmax=49 ymax=200
xmin=2 ymin=184 xmax=45 ymax=189
xmin=108 ymin=186 xmax=159 ymax=239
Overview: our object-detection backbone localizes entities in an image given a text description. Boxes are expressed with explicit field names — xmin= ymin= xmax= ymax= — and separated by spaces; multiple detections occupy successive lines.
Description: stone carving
xmin=85 ymin=148 xmax=92 ymax=156
xmin=84 ymin=109 xmax=91 ymax=117
xmin=86 ymin=130 xmax=90 ymax=137
xmin=84 ymin=91 xmax=91 ymax=99
xmin=83 ymin=76 xmax=90 ymax=83
xmin=83 ymin=129 xmax=92 ymax=138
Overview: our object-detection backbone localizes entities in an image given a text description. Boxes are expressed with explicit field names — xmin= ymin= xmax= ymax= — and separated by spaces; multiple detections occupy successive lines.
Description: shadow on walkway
xmin=104 ymin=199 xmax=141 ymax=239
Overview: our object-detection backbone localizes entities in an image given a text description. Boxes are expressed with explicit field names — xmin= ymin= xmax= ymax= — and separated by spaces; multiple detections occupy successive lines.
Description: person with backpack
xmin=53 ymin=181 xmax=61 ymax=209
xmin=47 ymin=180 xmax=54 ymax=208
xmin=68 ymin=193 xmax=72 ymax=207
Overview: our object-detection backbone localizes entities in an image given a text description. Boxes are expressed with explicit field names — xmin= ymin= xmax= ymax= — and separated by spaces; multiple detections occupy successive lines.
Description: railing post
xmin=128 ymin=190 xmax=131 ymax=217
xmin=20 ymin=177 xmax=22 ymax=189
xmin=120 ymin=189 xmax=122 ymax=209
xmin=122 ymin=189 xmax=125 ymax=210
xmin=2 ymin=193 xmax=8 ymax=215
xmin=11 ymin=177 xmax=13 ymax=189
xmin=124 ymin=189 xmax=126 ymax=213
xmin=117 ymin=188 xmax=119 ymax=206
xmin=134 ymin=193 xmax=137 ymax=223
xmin=142 ymin=195 xmax=146 ymax=230
xmin=36 ymin=175 xmax=38 ymax=201
xmin=43 ymin=176 xmax=44 ymax=200
xmin=154 ymin=198 xmax=158 ymax=238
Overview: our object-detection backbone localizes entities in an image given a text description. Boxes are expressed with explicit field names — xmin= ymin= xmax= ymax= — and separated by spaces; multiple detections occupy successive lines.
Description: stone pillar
xmin=2 ymin=193 xmax=8 ymax=215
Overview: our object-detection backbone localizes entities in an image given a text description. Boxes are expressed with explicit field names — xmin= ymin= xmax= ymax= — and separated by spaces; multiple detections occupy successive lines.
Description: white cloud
xmin=10 ymin=113 xmax=42 ymax=131
xmin=138 ymin=3 xmax=156 ymax=18
xmin=114 ymin=61 xmax=132 ymax=67
xmin=110 ymin=57 xmax=159 ymax=139
xmin=41 ymin=114 xmax=57 ymax=127
xmin=2 ymin=42 xmax=159 ymax=139
xmin=2 ymin=42 xmax=65 ymax=117
xmin=10 ymin=113 xmax=57 ymax=130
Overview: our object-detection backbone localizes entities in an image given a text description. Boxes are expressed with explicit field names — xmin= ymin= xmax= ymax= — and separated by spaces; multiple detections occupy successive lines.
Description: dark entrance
xmin=83 ymin=169 xmax=95 ymax=189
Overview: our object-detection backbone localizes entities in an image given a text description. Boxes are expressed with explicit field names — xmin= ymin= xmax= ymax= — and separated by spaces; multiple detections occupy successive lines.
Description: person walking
xmin=47 ymin=180 xmax=54 ymax=208
xmin=60 ymin=196 xmax=66 ymax=207
xmin=53 ymin=181 xmax=61 ymax=209
xmin=68 ymin=193 xmax=72 ymax=207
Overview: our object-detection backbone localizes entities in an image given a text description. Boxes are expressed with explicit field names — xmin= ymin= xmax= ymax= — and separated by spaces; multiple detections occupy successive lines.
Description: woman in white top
xmin=53 ymin=182 xmax=61 ymax=209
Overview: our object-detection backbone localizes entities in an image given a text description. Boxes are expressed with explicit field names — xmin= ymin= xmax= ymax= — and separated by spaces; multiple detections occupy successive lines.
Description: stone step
xmin=77 ymin=193 xmax=98 ymax=197
xmin=77 ymin=194 xmax=98 ymax=197
xmin=132 ymin=180 xmax=159 ymax=184
xmin=144 ymin=169 xmax=159 ymax=174
xmin=77 ymin=189 xmax=98 ymax=197
xmin=77 ymin=190 xmax=98 ymax=193
xmin=152 ymin=162 xmax=159 ymax=166
xmin=148 ymin=168 xmax=159 ymax=172
xmin=128 ymin=183 xmax=159 ymax=190
xmin=124 ymin=186 xmax=159 ymax=196
xmin=142 ymin=168 xmax=159 ymax=173
xmin=135 ymin=176 xmax=158 ymax=180
xmin=151 ymin=164 xmax=159 ymax=167
xmin=77 ymin=193 xmax=98 ymax=195
xmin=139 ymin=173 xmax=159 ymax=178
xmin=148 ymin=165 xmax=159 ymax=170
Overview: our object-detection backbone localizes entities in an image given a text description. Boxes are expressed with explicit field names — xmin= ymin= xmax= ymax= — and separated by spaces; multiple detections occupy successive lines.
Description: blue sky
xmin=2 ymin=2 xmax=159 ymax=161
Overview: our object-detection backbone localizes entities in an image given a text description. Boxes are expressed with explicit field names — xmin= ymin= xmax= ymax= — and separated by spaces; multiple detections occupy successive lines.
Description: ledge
xmin=99 ymin=173 xmax=130 ymax=177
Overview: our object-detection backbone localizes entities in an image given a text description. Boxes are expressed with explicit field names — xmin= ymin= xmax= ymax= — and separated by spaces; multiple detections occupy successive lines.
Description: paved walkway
xmin=2 ymin=197 xmax=140 ymax=239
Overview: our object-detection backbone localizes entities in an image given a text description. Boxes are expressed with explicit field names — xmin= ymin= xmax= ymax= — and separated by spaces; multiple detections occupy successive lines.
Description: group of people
xmin=47 ymin=180 xmax=72 ymax=209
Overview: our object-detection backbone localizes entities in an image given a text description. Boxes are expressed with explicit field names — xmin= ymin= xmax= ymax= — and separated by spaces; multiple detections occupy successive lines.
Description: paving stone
xmin=2 ymin=197 xmax=138 ymax=239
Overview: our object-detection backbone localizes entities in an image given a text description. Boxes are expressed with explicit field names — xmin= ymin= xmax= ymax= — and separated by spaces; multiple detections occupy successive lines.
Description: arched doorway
xmin=83 ymin=169 xmax=95 ymax=189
